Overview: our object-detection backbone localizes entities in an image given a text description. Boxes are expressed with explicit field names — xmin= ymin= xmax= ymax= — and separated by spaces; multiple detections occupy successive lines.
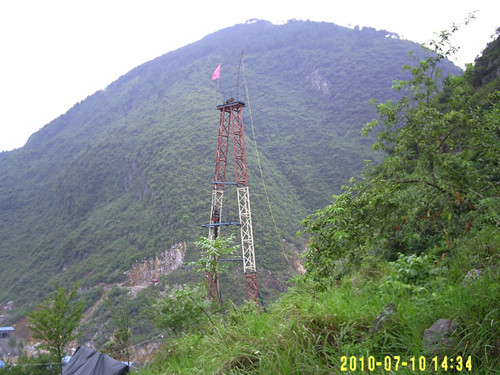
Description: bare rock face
xmin=124 ymin=242 xmax=186 ymax=286
xmin=423 ymin=318 xmax=459 ymax=355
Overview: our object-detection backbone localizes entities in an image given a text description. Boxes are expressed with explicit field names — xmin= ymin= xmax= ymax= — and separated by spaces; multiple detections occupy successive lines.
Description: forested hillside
xmin=0 ymin=20 xmax=460 ymax=310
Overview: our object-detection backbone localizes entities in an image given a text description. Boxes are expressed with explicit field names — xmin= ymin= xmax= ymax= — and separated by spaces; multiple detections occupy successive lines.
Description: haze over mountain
xmin=0 ymin=20 xmax=461 ymax=308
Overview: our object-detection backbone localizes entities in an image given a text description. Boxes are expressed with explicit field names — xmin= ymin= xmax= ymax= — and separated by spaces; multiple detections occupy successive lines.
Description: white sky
xmin=0 ymin=0 xmax=498 ymax=152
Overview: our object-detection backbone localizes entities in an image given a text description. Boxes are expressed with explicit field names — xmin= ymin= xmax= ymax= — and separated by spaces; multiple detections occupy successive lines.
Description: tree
xmin=151 ymin=283 xmax=211 ymax=336
xmin=102 ymin=298 xmax=131 ymax=366
xmin=150 ymin=236 xmax=238 ymax=335
xmin=27 ymin=284 xmax=84 ymax=375
xmin=301 ymin=17 xmax=500 ymax=285
xmin=192 ymin=235 xmax=240 ymax=308
xmin=7 ymin=336 xmax=16 ymax=354
xmin=16 ymin=339 xmax=24 ymax=356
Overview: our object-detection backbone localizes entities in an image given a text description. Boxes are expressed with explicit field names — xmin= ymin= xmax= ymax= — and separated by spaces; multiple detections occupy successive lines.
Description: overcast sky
xmin=0 ymin=0 xmax=498 ymax=152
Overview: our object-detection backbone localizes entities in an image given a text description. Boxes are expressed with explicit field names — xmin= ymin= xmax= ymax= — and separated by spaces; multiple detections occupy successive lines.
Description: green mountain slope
xmin=0 ymin=20 xmax=460 ymax=306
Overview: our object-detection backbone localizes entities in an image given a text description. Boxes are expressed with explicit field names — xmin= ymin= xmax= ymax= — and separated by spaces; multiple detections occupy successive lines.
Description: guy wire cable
xmin=241 ymin=56 xmax=295 ymax=274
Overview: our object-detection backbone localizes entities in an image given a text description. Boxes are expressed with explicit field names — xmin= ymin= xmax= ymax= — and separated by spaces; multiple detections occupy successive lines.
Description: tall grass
xmin=136 ymin=249 xmax=499 ymax=374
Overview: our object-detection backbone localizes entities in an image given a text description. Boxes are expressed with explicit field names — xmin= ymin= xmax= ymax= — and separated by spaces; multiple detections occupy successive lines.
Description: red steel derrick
xmin=205 ymin=98 xmax=259 ymax=306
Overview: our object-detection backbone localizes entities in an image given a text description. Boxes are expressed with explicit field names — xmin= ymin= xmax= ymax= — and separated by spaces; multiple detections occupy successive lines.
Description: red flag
xmin=212 ymin=64 xmax=221 ymax=80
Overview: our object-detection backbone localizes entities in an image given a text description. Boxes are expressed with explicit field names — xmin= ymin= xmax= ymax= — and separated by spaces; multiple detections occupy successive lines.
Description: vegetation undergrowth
xmin=137 ymin=247 xmax=499 ymax=374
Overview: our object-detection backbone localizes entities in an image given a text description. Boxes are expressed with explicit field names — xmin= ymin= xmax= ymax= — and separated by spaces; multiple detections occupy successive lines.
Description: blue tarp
xmin=62 ymin=356 xmax=72 ymax=365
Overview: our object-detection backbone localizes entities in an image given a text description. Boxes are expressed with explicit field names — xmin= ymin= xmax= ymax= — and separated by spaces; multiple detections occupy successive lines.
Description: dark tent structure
xmin=0 ymin=327 xmax=14 ymax=338
xmin=62 ymin=346 xmax=128 ymax=375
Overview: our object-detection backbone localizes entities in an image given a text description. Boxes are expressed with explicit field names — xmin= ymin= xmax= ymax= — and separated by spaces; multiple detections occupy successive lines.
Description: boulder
xmin=370 ymin=303 xmax=397 ymax=335
xmin=422 ymin=318 xmax=458 ymax=355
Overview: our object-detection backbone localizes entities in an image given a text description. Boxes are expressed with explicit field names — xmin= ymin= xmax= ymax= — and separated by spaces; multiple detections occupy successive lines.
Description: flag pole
xmin=212 ymin=64 xmax=221 ymax=105
xmin=216 ymin=75 xmax=220 ymax=105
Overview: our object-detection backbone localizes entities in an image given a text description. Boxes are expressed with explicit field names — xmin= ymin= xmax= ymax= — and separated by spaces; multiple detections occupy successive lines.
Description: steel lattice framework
xmin=205 ymin=100 xmax=259 ymax=305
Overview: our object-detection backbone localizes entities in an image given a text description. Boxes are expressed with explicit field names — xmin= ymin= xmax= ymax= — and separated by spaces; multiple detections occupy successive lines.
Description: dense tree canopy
xmin=301 ymin=26 xmax=500 ymax=285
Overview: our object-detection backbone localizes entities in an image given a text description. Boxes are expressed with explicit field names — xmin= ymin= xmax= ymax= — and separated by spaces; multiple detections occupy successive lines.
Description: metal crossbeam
xmin=237 ymin=186 xmax=256 ymax=274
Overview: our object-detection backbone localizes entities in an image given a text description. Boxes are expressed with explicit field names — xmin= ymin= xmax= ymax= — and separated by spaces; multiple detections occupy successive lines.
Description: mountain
xmin=0 ymin=20 xmax=461 ymax=309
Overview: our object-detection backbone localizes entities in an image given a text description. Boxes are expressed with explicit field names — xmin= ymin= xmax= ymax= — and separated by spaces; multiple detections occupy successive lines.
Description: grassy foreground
xmin=136 ymin=235 xmax=499 ymax=374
